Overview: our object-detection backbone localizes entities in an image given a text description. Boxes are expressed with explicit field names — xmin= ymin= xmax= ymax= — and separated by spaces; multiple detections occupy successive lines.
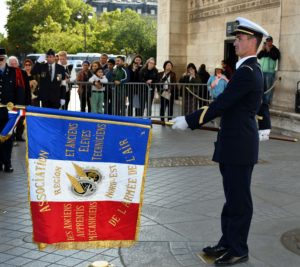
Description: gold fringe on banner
xmin=36 ymin=240 xmax=136 ymax=251
xmin=0 ymin=134 xmax=13 ymax=143
xmin=26 ymin=112 xmax=153 ymax=250
xmin=134 ymin=128 xmax=152 ymax=241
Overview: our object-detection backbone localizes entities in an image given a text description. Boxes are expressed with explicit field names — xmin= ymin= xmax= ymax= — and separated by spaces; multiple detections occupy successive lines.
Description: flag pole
xmin=151 ymin=120 xmax=298 ymax=142
xmin=0 ymin=102 xmax=26 ymax=111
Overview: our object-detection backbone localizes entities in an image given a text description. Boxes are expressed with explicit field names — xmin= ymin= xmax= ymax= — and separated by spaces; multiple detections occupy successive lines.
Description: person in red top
xmin=7 ymin=56 xmax=31 ymax=142
xmin=0 ymin=49 xmax=30 ymax=172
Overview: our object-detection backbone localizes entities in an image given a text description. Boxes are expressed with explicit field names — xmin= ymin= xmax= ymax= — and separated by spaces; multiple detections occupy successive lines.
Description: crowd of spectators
xmin=0 ymin=34 xmax=280 ymax=172
xmin=5 ymin=49 xmax=243 ymax=122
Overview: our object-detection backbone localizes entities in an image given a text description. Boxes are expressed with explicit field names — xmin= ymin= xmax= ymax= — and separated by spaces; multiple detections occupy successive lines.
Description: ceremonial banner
xmin=26 ymin=106 xmax=152 ymax=249
xmin=0 ymin=109 xmax=25 ymax=142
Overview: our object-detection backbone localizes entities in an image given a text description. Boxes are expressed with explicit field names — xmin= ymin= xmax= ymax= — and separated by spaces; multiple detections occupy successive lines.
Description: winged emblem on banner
xmin=66 ymin=163 xmax=103 ymax=197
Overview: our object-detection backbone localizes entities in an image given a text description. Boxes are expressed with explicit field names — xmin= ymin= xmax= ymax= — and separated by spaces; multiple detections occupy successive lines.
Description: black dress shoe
xmin=215 ymin=252 xmax=248 ymax=266
xmin=16 ymin=137 xmax=25 ymax=142
xmin=203 ymin=245 xmax=228 ymax=257
xmin=0 ymin=164 xmax=3 ymax=171
xmin=4 ymin=165 xmax=14 ymax=173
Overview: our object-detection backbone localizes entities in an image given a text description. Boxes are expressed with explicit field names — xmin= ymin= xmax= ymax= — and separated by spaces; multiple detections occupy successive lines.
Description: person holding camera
xmin=159 ymin=60 xmax=177 ymax=122
xmin=179 ymin=63 xmax=201 ymax=115
xmin=257 ymin=36 xmax=280 ymax=105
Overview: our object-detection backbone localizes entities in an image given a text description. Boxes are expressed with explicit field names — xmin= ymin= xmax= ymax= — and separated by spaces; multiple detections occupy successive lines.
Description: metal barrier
xmin=67 ymin=82 xmax=210 ymax=120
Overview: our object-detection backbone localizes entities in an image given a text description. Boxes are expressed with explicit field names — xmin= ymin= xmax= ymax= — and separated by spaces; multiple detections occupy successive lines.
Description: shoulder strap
xmin=240 ymin=63 xmax=263 ymax=79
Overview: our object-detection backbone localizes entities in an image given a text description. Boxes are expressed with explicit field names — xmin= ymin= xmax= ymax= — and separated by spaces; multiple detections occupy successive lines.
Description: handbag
xmin=161 ymin=90 xmax=171 ymax=100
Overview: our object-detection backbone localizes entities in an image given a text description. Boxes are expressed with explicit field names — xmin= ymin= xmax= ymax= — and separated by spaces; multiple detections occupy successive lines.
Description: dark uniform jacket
xmin=0 ymin=64 xmax=31 ymax=131
xmin=186 ymin=57 xmax=263 ymax=165
xmin=32 ymin=62 xmax=66 ymax=105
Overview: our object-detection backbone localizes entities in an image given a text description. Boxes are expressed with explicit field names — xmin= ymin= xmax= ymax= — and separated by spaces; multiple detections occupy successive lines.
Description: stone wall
xmin=157 ymin=0 xmax=300 ymax=114
xmin=273 ymin=0 xmax=300 ymax=111
xmin=157 ymin=0 xmax=188 ymax=76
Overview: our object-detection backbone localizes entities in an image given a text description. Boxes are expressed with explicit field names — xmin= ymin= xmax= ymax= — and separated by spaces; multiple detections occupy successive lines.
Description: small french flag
xmin=0 ymin=109 xmax=25 ymax=142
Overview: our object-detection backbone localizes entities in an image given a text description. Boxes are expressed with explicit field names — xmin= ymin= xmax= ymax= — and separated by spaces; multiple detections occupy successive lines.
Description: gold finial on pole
xmin=0 ymin=102 xmax=26 ymax=110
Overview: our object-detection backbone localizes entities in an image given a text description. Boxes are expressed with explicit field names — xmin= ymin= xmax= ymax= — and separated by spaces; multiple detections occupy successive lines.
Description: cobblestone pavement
xmin=1 ymin=125 xmax=300 ymax=267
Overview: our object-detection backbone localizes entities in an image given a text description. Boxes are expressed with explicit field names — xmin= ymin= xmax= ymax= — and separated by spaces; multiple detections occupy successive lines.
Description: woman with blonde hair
xmin=138 ymin=57 xmax=159 ymax=116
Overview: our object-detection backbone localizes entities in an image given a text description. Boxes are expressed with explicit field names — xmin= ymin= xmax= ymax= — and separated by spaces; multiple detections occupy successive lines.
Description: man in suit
xmin=172 ymin=17 xmax=268 ymax=266
xmin=0 ymin=48 xmax=30 ymax=172
xmin=32 ymin=49 xmax=66 ymax=109
xmin=58 ymin=51 xmax=73 ymax=110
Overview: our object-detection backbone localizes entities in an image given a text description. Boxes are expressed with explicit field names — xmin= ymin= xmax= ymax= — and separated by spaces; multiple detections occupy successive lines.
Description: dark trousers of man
xmin=0 ymin=136 xmax=13 ymax=168
xmin=63 ymin=89 xmax=71 ymax=110
xmin=136 ymin=86 xmax=154 ymax=117
xmin=104 ymin=86 xmax=113 ymax=115
xmin=41 ymin=100 xmax=60 ymax=109
xmin=15 ymin=117 xmax=25 ymax=140
xmin=160 ymin=96 xmax=174 ymax=122
xmin=116 ymin=86 xmax=126 ymax=116
xmin=80 ymin=86 xmax=91 ymax=113
xmin=217 ymin=163 xmax=254 ymax=256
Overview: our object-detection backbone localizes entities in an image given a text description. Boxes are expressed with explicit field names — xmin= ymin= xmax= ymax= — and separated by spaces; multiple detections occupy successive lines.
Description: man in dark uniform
xmin=58 ymin=51 xmax=73 ymax=110
xmin=0 ymin=48 xmax=30 ymax=172
xmin=31 ymin=49 xmax=66 ymax=109
xmin=172 ymin=17 xmax=269 ymax=266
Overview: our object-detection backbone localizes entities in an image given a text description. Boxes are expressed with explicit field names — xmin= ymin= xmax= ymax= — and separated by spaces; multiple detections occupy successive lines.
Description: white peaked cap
xmin=231 ymin=17 xmax=269 ymax=37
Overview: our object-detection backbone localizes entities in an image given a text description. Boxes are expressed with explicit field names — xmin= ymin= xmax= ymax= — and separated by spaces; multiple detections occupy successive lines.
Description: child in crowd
xmin=89 ymin=68 xmax=108 ymax=114
xmin=207 ymin=66 xmax=229 ymax=100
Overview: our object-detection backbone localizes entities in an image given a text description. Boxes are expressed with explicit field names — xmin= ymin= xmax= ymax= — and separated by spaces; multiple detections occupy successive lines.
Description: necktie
xmin=0 ymin=69 xmax=3 ymax=76
xmin=49 ymin=64 xmax=53 ymax=81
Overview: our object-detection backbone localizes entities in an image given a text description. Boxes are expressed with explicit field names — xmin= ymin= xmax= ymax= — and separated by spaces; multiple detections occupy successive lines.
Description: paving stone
xmin=0 ymin=253 xmax=15 ymax=262
xmin=70 ymin=250 xmax=98 ymax=260
xmin=0 ymin=244 xmax=14 ymax=253
xmin=4 ymin=246 xmax=31 ymax=256
xmin=22 ymin=250 xmax=49 ymax=260
xmin=22 ymin=260 xmax=51 ymax=267
xmin=0 ymin=264 xmax=16 ymax=267
xmin=1 ymin=124 xmax=300 ymax=267
xmin=4 ymin=256 xmax=33 ymax=266
xmin=38 ymin=253 xmax=65 ymax=263
xmin=55 ymin=257 xmax=84 ymax=266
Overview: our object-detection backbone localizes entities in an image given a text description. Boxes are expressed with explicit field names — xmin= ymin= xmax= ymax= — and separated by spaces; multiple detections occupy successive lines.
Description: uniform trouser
xmin=218 ymin=163 xmax=254 ymax=256
xmin=0 ymin=136 xmax=13 ymax=167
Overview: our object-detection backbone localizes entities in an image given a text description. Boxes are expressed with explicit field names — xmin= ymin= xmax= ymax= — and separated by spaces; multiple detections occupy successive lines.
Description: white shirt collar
xmin=236 ymin=55 xmax=257 ymax=69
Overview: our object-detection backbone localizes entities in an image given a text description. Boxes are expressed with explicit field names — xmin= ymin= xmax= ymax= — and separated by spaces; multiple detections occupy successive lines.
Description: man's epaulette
xmin=240 ymin=65 xmax=253 ymax=71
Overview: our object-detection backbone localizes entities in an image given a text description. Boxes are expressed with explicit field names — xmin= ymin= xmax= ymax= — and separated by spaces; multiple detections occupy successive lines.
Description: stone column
xmin=157 ymin=0 xmax=188 ymax=76
xmin=273 ymin=0 xmax=300 ymax=111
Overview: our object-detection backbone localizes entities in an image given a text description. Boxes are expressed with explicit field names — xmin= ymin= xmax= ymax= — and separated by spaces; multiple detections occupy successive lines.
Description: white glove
xmin=258 ymin=129 xmax=270 ymax=141
xmin=61 ymin=80 xmax=67 ymax=87
xmin=60 ymin=99 xmax=66 ymax=106
xmin=171 ymin=116 xmax=189 ymax=130
xmin=37 ymin=55 xmax=45 ymax=63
